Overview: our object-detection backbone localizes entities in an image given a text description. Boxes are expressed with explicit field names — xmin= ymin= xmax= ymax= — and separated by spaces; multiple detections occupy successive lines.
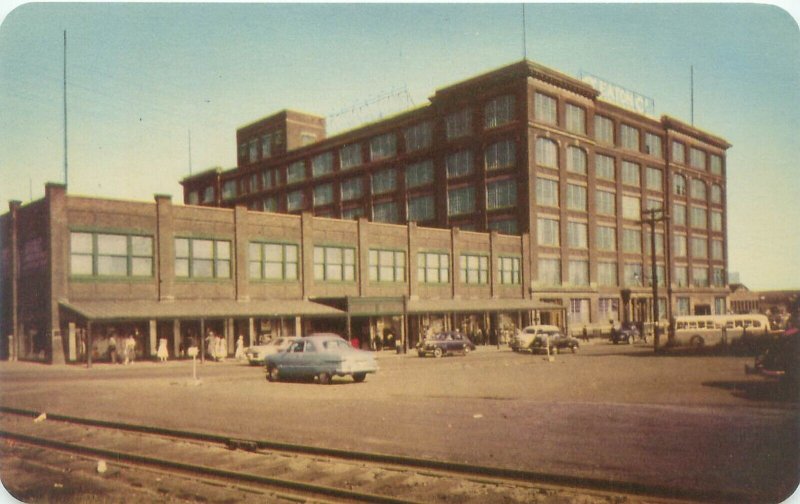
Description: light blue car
xmin=265 ymin=333 xmax=378 ymax=384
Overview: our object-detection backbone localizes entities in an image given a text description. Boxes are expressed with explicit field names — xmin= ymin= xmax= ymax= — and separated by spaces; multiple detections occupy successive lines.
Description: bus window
xmin=726 ymin=321 xmax=734 ymax=329
xmin=752 ymin=321 xmax=761 ymax=328
xmin=735 ymin=320 xmax=743 ymax=328
xmin=677 ymin=322 xmax=686 ymax=330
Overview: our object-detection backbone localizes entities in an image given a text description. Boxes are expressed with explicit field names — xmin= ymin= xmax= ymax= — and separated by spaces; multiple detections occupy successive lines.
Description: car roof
xmin=522 ymin=325 xmax=561 ymax=332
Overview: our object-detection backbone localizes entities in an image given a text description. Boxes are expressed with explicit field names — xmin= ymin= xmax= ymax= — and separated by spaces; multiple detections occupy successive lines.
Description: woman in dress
xmin=157 ymin=337 xmax=169 ymax=362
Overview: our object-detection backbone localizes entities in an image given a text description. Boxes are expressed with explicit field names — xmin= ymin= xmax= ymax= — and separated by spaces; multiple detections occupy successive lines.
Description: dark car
xmin=417 ymin=331 xmax=475 ymax=358
xmin=611 ymin=323 xmax=640 ymax=344
xmin=745 ymin=328 xmax=799 ymax=384
xmin=527 ymin=329 xmax=580 ymax=354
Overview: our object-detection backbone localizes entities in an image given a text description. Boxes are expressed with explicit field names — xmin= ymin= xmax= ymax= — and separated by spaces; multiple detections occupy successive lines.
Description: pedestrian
xmin=206 ymin=332 xmax=215 ymax=360
xmin=581 ymin=326 xmax=589 ymax=342
xmin=157 ymin=337 xmax=169 ymax=362
xmin=234 ymin=335 xmax=245 ymax=361
xmin=609 ymin=320 xmax=617 ymax=343
xmin=215 ymin=335 xmax=226 ymax=361
xmin=124 ymin=334 xmax=136 ymax=365
xmin=107 ymin=334 xmax=118 ymax=364
xmin=476 ymin=327 xmax=484 ymax=346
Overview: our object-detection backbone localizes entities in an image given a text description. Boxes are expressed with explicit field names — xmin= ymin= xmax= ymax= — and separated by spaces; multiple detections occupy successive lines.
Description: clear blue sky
xmin=0 ymin=2 xmax=798 ymax=290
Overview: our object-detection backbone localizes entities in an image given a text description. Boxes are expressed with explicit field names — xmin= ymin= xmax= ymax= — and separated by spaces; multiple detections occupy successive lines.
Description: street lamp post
xmin=640 ymin=207 xmax=669 ymax=351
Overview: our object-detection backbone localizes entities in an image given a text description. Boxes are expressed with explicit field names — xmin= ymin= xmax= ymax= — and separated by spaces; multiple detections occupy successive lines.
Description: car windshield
xmin=322 ymin=339 xmax=350 ymax=350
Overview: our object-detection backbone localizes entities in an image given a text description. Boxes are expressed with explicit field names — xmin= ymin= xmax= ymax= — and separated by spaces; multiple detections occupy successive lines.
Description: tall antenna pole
xmin=690 ymin=65 xmax=694 ymax=126
xmin=188 ymin=129 xmax=193 ymax=175
xmin=521 ymin=4 xmax=528 ymax=60
xmin=63 ymin=30 xmax=68 ymax=187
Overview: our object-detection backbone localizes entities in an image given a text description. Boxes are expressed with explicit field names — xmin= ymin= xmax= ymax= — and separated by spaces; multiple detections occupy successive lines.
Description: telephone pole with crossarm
xmin=640 ymin=207 xmax=670 ymax=351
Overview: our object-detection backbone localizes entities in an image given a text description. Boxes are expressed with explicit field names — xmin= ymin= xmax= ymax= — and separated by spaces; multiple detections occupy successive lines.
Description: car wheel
xmin=267 ymin=366 xmax=279 ymax=382
xmin=463 ymin=345 xmax=471 ymax=354
xmin=571 ymin=345 xmax=578 ymax=354
xmin=690 ymin=335 xmax=705 ymax=349
xmin=433 ymin=347 xmax=444 ymax=358
xmin=628 ymin=336 xmax=634 ymax=345
xmin=353 ymin=373 xmax=367 ymax=383
xmin=551 ymin=346 xmax=559 ymax=355
xmin=318 ymin=372 xmax=332 ymax=385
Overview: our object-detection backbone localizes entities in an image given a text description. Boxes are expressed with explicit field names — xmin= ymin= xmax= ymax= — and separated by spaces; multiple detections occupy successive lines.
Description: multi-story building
xmin=183 ymin=59 xmax=731 ymax=329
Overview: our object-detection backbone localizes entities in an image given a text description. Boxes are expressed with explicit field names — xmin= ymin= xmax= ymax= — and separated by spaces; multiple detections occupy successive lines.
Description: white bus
xmin=668 ymin=314 xmax=772 ymax=349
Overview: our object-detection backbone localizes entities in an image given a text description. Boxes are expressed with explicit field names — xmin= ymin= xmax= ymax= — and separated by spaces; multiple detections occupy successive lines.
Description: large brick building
xmin=183 ymin=59 xmax=731 ymax=330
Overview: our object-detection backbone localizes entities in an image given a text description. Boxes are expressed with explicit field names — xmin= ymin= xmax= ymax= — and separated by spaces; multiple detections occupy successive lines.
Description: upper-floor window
xmin=445 ymin=109 xmax=472 ymax=140
xmin=673 ymin=173 xmax=687 ymax=196
xmin=406 ymin=160 xmax=434 ymax=188
xmin=485 ymin=139 xmax=516 ymax=171
xmin=567 ymin=221 xmax=588 ymax=249
xmin=595 ymin=115 xmax=614 ymax=144
xmin=710 ymin=184 xmax=723 ymax=204
xmin=287 ymin=160 xmax=306 ymax=184
xmin=263 ymin=196 xmax=278 ymax=212
xmin=407 ymin=194 xmax=435 ymax=222
xmin=537 ymin=258 xmax=561 ymax=286
xmin=596 ymin=189 xmax=616 ymax=216
xmin=596 ymin=154 xmax=615 ymax=180
xmin=370 ymin=133 xmax=397 ymax=161
xmin=690 ymin=206 xmax=708 ymax=229
xmin=673 ymin=203 xmax=687 ymax=226
xmin=691 ymin=179 xmax=707 ymax=201
xmin=645 ymin=167 xmax=663 ymax=191
xmin=312 ymin=152 xmax=334 ymax=178
xmin=248 ymin=242 xmax=298 ymax=281
xmin=622 ymin=228 xmax=642 ymax=253
xmin=622 ymin=195 xmax=641 ymax=221
xmin=673 ymin=234 xmax=687 ymax=257
xmin=672 ymin=141 xmax=686 ymax=164
xmin=485 ymin=95 xmax=516 ymax=128
xmin=202 ymin=186 xmax=214 ymax=204
xmin=342 ymin=206 xmax=365 ymax=220
xmin=175 ymin=237 xmax=231 ymax=279
xmin=373 ymin=201 xmax=400 ymax=223
xmin=446 ymin=150 xmax=474 ymax=178
xmin=340 ymin=144 xmax=363 ymax=170
xmin=690 ymin=147 xmax=706 ymax=170
xmin=691 ymin=236 xmax=708 ymax=258
xmin=313 ymin=183 xmax=334 ymax=207
xmin=620 ymin=124 xmax=640 ymax=151
xmin=621 ymin=161 xmax=641 ymax=186
xmin=314 ymin=245 xmax=355 ymax=282
xmin=248 ymin=139 xmax=258 ymax=163
xmin=286 ymin=189 xmax=305 ymax=212
xmin=187 ymin=191 xmax=199 ymax=205
xmin=262 ymin=169 xmax=276 ymax=190
xmin=222 ymin=180 xmax=237 ymax=200
xmin=536 ymin=177 xmax=559 ymax=207
xmin=238 ymin=142 xmax=247 ymax=161
xmin=372 ymin=168 xmax=397 ymax=195
xmin=261 ymin=134 xmax=273 ymax=159
xmin=418 ymin=252 xmax=449 ymax=284
xmin=369 ymin=249 xmax=406 ymax=283
xmin=404 ymin=122 xmax=432 ymax=152
xmin=70 ymin=232 xmax=153 ymax=277
xmin=300 ymin=132 xmax=317 ymax=146
xmin=534 ymin=93 xmax=557 ymax=125
xmin=597 ymin=262 xmax=618 ymax=286
xmin=535 ymin=138 xmax=558 ymax=168
xmin=448 ymin=186 xmax=475 ymax=216
xmin=644 ymin=133 xmax=662 ymax=158
xmin=568 ymin=260 xmax=590 ymax=286
xmin=596 ymin=225 xmax=616 ymax=251
xmin=537 ymin=217 xmax=560 ymax=246
xmin=710 ymin=154 xmax=723 ymax=175
xmin=341 ymin=177 xmax=363 ymax=202
xmin=692 ymin=266 xmax=709 ymax=288
xmin=566 ymin=146 xmax=587 ymax=175
xmin=565 ymin=104 xmax=586 ymax=135
xmin=711 ymin=239 xmax=724 ymax=260
xmin=711 ymin=211 xmax=723 ymax=232
xmin=460 ymin=253 xmax=489 ymax=284
xmin=566 ymin=184 xmax=587 ymax=212
xmin=489 ymin=218 xmax=518 ymax=235
xmin=498 ymin=256 xmax=521 ymax=285
xmin=487 ymin=179 xmax=517 ymax=210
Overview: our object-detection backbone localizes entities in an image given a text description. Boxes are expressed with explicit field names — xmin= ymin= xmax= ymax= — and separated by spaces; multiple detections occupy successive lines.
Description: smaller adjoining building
xmin=0 ymin=183 xmax=564 ymax=364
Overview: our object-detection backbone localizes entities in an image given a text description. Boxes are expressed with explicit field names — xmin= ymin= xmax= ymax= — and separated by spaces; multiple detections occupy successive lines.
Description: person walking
xmin=215 ymin=335 xmax=227 ymax=361
xmin=234 ymin=335 xmax=245 ymax=361
xmin=157 ymin=337 xmax=169 ymax=362
xmin=107 ymin=334 xmax=118 ymax=364
xmin=124 ymin=334 xmax=136 ymax=365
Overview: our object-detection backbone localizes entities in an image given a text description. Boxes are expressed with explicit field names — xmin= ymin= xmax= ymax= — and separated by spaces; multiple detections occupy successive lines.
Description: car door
xmin=279 ymin=340 xmax=306 ymax=377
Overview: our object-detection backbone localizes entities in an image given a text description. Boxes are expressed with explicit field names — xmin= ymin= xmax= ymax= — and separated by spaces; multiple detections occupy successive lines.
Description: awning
xmin=407 ymin=298 xmax=564 ymax=314
xmin=59 ymin=298 xmax=344 ymax=322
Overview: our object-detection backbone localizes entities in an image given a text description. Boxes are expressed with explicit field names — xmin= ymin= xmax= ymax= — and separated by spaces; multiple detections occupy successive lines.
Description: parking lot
xmin=1 ymin=341 xmax=798 ymax=501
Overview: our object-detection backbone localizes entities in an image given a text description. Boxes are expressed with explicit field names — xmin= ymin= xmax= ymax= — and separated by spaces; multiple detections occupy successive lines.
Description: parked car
xmin=244 ymin=336 xmax=301 ymax=365
xmin=511 ymin=325 xmax=579 ymax=354
xmin=265 ymin=334 xmax=378 ymax=384
xmin=611 ymin=323 xmax=640 ymax=345
xmin=416 ymin=331 xmax=475 ymax=358
xmin=745 ymin=327 xmax=799 ymax=384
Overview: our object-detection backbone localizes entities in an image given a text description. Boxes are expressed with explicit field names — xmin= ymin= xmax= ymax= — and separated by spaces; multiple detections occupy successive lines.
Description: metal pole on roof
xmin=63 ymin=30 xmax=69 ymax=188
xmin=521 ymin=4 xmax=528 ymax=60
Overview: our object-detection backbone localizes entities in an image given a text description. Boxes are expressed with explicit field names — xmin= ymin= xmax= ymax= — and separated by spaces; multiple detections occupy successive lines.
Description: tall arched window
xmin=535 ymin=138 xmax=558 ymax=169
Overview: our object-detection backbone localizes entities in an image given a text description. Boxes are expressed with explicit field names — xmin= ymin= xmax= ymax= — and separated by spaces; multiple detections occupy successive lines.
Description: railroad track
xmin=0 ymin=406 xmax=748 ymax=503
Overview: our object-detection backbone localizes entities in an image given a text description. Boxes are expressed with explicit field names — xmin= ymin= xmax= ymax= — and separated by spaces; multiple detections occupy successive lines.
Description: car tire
xmin=628 ymin=336 xmax=634 ymax=345
xmin=267 ymin=366 xmax=279 ymax=382
xmin=318 ymin=372 xmax=332 ymax=385
xmin=463 ymin=345 xmax=471 ymax=354
xmin=353 ymin=373 xmax=366 ymax=383
xmin=690 ymin=335 xmax=705 ymax=349
xmin=571 ymin=345 xmax=578 ymax=354
xmin=551 ymin=346 xmax=559 ymax=355
xmin=433 ymin=347 xmax=444 ymax=358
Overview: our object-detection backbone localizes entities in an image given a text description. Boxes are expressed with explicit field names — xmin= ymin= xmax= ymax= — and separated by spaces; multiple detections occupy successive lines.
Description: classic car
xmin=611 ymin=322 xmax=640 ymax=345
xmin=416 ymin=331 xmax=476 ymax=358
xmin=745 ymin=327 xmax=799 ymax=384
xmin=265 ymin=334 xmax=378 ymax=384
xmin=511 ymin=325 xmax=579 ymax=354
xmin=244 ymin=336 xmax=302 ymax=365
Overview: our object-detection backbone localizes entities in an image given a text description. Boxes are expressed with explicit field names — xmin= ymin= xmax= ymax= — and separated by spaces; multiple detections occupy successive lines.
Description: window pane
xmin=71 ymin=255 xmax=93 ymax=275
xmin=98 ymin=255 xmax=127 ymax=276
xmin=97 ymin=234 xmax=127 ymax=255
xmin=71 ymin=232 xmax=93 ymax=254
xmin=131 ymin=257 xmax=152 ymax=276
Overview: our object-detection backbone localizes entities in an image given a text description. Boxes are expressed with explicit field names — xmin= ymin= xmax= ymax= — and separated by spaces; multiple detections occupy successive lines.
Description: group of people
xmin=106 ymin=333 xmax=137 ymax=364
xmin=205 ymin=332 xmax=228 ymax=361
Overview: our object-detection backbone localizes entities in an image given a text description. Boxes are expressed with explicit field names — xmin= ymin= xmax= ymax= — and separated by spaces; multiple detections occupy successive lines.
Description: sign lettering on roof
xmin=581 ymin=73 xmax=655 ymax=117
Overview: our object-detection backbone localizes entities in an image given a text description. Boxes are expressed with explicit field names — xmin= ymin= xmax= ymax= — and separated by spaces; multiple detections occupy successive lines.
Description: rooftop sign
xmin=580 ymin=73 xmax=655 ymax=117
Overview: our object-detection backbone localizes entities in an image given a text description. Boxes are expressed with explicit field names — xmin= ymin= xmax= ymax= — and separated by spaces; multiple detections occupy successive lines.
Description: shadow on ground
xmin=703 ymin=379 xmax=799 ymax=403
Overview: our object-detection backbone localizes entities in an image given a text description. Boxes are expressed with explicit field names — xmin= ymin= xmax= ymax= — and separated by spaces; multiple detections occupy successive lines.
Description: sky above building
xmin=0 ymin=2 xmax=798 ymax=290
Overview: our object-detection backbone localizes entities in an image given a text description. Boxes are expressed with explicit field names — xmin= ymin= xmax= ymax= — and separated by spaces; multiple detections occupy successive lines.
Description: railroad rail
xmin=0 ymin=406 xmax=753 ymax=503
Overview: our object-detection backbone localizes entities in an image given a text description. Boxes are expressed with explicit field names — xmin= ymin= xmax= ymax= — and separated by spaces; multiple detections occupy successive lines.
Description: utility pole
xmin=640 ymin=207 xmax=669 ymax=351
xmin=63 ymin=30 xmax=69 ymax=187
